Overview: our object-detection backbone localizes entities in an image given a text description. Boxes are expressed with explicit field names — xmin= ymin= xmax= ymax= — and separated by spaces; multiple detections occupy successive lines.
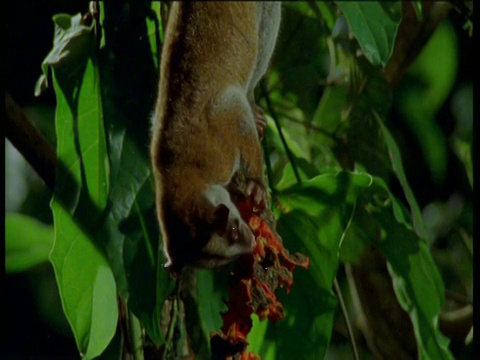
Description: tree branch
xmin=5 ymin=92 xmax=57 ymax=192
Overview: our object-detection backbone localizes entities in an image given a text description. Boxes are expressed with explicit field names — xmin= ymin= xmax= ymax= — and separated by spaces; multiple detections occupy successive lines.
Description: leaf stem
xmin=275 ymin=109 xmax=336 ymax=140
xmin=127 ymin=310 xmax=145 ymax=360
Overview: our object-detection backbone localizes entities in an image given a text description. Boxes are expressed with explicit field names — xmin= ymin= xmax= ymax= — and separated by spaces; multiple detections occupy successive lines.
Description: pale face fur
xmin=160 ymin=184 xmax=255 ymax=271
xmin=195 ymin=185 xmax=256 ymax=268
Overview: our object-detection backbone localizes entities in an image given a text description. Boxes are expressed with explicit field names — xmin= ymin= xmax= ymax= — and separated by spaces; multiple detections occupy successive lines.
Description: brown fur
xmin=151 ymin=2 xmax=280 ymax=272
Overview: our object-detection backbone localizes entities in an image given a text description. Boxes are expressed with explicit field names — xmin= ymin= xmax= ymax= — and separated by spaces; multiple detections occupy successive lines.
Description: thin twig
xmin=445 ymin=289 xmax=473 ymax=306
xmin=260 ymin=81 xmax=302 ymax=184
xmin=278 ymin=111 xmax=336 ymax=139
xmin=5 ymin=92 xmax=57 ymax=191
xmin=456 ymin=226 xmax=473 ymax=257
xmin=334 ymin=277 xmax=360 ymax=360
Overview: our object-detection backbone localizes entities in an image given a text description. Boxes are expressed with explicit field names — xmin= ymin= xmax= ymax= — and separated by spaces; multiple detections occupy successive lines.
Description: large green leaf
xmin=354 ymin=177 xmax=453 ymax=359
xmin=260 ymin=171 xmax=373 ymax=359
xmin=5 ymin=213 xmax=54 ymax=273
xmin=336 ymin=1 xmax=402 ymax=67
xmin=46 ymin=13 xmax=117 ymax=359
xmin=50 ymin=205 xmax=117 ymax=359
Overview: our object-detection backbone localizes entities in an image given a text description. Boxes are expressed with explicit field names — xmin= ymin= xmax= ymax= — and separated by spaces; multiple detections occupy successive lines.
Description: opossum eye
xmin=230 ymin=224 xmax=239 ymax=241
xmin=213 ymin=204 xmax=230 ymax=234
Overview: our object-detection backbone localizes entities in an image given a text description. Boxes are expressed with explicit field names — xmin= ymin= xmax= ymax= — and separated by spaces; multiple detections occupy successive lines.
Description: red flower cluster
xmin=211 ymin=200 xmax=309 ymax=359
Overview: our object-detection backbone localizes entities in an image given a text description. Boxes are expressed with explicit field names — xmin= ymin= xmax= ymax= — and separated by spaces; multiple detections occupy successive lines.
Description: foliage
xmin=5 ymin=213 xmax=54 ymax=273
xmin=5 ymin=1 xmax=472 ymax=359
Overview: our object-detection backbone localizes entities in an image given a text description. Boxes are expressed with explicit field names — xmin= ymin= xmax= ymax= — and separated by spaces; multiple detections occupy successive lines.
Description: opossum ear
xmin=212 ymin=204 xmax=230 ymax=234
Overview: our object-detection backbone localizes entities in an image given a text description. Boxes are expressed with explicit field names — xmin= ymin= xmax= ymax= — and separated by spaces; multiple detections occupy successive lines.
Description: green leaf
xmin=282 ymin=3 xmax=317 ymax=19
xmin=147 ymin=2 xmax=162 ymax=69
xmin=316 ymin=2 xmax=336 ymax=31
xmin=376 ymin=114 xmax=428 ymax=240
xmin=283 ymin=2 xmax=336 ymax=31
xmin=412 ymin=1 xmax=423 ymax=21
xmin=355 ymin=177 xmax=454 ymax=359
xmin=46 ymin=12 xmax=116 ymax=359
xmin=279 ymin=172 xmax=372 ymax=285
xmin=336 ymin=1 xmax=402 ymax=67
xmin=267 ymin=171 xmax=373 ymax=359
xmin=265 ymin=271 xmax=337 ymax=360
xmin=197 ymin=269 xmax=229 ymax=341
xmin=312 ymin=84 xmax=349 ymax=137
xmin=275 ymin=162 xmax=317 ymax=192
xmin=98 ymin=3 xmax=106 ymax=50
xmin=49 ymin=211 xmax=117 ymax=359
xmin=408 ymin=22 xmax=458 ymax=114
xmin=338 ymin=222 xmax=368 ymax=264
xmin=35 ymin=13 xmax=97 ymax=96
xmin=248 ymin=316 xmax=271 ymax=356
xmin=5 ymin=213 xmax=54 ymax=273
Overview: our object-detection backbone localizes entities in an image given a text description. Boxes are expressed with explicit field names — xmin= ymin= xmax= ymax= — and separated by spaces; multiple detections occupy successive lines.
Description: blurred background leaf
xmin=394 ymin=21 xmax=458 ymax=185
xmin=5 ymin=213 xmax=54 ymax=273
